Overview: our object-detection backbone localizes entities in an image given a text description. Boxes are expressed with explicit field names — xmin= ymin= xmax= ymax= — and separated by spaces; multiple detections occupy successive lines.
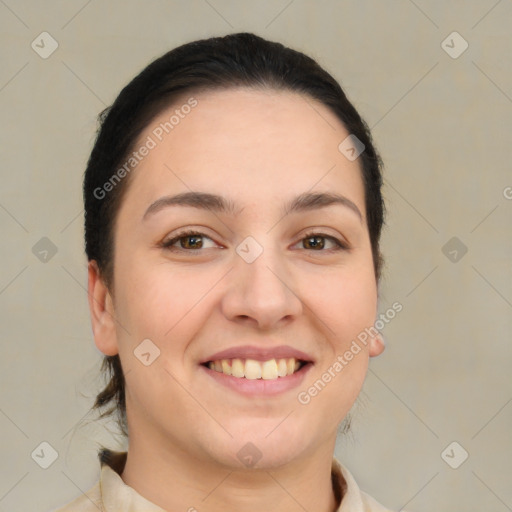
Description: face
xmin=90 ymin=87 xmax=384 ymax=470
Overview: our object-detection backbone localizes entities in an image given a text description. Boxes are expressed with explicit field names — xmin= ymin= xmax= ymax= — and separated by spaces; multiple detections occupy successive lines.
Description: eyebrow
xmin=142 ymin=190 xmax=363 ymax=222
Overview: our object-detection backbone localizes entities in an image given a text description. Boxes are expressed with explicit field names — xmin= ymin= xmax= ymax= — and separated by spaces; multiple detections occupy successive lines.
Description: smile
xmin=200 ymin=359 xmax=313 ymax=397
xmin=204 ymin=357 xmax=306 ymax=380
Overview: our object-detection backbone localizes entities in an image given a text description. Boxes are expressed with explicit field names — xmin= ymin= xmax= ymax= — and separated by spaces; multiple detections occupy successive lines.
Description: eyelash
xmin=161 ymin=229 xmax=349 ymax=254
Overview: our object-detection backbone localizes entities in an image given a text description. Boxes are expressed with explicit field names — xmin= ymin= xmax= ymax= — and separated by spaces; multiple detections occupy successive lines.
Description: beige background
xmin=1 ymin=1 xmax=511 ymax=511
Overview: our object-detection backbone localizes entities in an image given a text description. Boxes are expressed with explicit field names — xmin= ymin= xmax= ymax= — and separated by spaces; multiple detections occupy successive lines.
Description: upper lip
xmin=201 ymin=345 xmax=315 ymax=364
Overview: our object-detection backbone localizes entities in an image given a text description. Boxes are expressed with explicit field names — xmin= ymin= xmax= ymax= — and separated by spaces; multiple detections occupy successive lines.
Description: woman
xmin=56 ymin=32 xmax=394 ymax=512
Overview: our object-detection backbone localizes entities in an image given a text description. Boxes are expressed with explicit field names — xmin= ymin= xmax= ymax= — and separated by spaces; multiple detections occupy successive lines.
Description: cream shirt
xmin=54 ymin=450 xmax=396 ymax=512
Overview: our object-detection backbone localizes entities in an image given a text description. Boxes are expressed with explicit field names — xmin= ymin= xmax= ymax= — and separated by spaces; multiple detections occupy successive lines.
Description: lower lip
xmin=199 ymin=363 xmax=313 ymax=397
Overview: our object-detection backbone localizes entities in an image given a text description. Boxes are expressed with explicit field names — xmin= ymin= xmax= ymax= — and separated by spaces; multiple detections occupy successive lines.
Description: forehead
xmin=123 ymin=87 xmax=366 ymax=218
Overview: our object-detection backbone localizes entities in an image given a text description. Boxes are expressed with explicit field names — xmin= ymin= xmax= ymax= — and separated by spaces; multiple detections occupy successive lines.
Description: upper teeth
xmin=208 ymin=358 xmax=301 ymax=380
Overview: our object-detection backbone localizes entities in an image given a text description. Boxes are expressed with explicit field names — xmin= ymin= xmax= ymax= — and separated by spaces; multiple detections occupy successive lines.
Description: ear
xmin=87 ymin=260 xmax=119 ymax=356
xmin=369 ymin=332 xmax=385 ymax=358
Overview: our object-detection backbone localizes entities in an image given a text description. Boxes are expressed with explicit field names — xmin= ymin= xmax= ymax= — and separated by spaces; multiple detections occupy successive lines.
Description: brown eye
xmin=303 ymin=235 xmax=326 ymax=250
xmin=162 ymin=231 xmax=216 ymax=252
xmin=299 ymin=232 xmax=348 ymax=251
xmin=178 ymin=234 xmax=203 ymax=249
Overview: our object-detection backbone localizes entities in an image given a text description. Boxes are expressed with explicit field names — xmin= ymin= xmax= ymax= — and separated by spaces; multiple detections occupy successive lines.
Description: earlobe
xmin=369 ymin=333 xmax=386 ymax=357
xmin=87 ymin=261 xmax=119 ymax=356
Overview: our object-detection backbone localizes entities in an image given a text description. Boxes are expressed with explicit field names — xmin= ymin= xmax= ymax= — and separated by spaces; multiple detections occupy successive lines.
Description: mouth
xmin=198 ymin=345 xmax=314 ymax=396
xmin=200 ymin=358 xmax=313 ymax=397
xmin=201 ymin=357 xmax=309 ymax=380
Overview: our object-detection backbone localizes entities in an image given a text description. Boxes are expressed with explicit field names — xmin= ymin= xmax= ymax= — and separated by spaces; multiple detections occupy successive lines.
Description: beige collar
xmin=97 ymin=449 xmax=389 ymax=512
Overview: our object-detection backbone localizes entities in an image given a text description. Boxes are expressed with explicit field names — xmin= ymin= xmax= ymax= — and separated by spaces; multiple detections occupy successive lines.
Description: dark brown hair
xmin=83 ymin=32 xmax=385 ymax=439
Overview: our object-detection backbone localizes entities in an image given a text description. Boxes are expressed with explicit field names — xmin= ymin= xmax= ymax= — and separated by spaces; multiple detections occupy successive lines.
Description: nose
xmin=220 ymin=243 xmax=303 ymax=330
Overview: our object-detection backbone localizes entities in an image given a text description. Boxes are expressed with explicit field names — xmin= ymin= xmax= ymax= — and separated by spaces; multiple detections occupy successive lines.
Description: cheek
xmin=308 ymin=262 xmax=377 ymax=344
xmin=113 ymin=256 xmax=219 ymax=353
xmin=112 ymin=262 xmax=199 ymax=405
xmin=114 ymin=243 xmax=377 ymax=351
xmin=305 ymin=272 xmax=375 ymax=423
xmin=340 ymin=274 xmax=377 ymax=339
xmin=313 ymin=260 xmax=376 ymax=408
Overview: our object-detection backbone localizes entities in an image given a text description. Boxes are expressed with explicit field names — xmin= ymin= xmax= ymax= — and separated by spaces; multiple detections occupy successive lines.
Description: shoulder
xmin=333 ymin=457 xmax=399 ymax=512
xmin=360 ymin=490 xmax=398 ymax=512
xmin=51 ymin=481 xmax=101 ymax=512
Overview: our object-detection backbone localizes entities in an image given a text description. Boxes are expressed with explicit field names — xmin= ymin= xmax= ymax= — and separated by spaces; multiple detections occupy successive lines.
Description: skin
xmin=88 ymin=87 xmax=385 ymax=512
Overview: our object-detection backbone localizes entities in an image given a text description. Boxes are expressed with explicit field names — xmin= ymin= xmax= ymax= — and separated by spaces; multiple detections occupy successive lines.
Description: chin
xmin=203 ymin=421 xmax=313 ymax=470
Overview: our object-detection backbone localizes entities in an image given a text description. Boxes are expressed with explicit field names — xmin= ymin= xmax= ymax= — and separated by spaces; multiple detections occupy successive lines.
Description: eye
xmin=297 ymin=232 xmax=348 ymax=252
xmin=162 ymin=230 xmax=218 ymax=252
xmin=161 ymin=229 xmax=349 ymax=254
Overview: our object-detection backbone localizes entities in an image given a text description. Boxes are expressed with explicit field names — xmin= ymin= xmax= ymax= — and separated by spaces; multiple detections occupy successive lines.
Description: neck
xmin=120 ymin=435 xmax=340 ymax=512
